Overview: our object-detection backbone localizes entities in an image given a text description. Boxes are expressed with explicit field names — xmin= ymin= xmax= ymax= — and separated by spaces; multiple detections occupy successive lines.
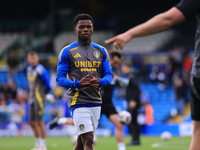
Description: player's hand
xmin=105 ymin=32 xmax=133 ymax=50
xmin=80 ymin=74 xmax=91 ymax=88
xmin=114 ymin=75 xmax=118 ymax=81
xmin=129 ymin=100 xmax=137 ymax=109
xmin=83 ymin=71 xmax=99 ymax=89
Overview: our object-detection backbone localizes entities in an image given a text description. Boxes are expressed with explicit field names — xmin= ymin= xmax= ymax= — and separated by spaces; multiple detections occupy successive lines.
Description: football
xmin=160 ymin=131 xmax=172 ymax=141
xmin=45 ymin=93 xmax=55 ymax=103
xmin=118 ymin=111 xmax=132 ymax=125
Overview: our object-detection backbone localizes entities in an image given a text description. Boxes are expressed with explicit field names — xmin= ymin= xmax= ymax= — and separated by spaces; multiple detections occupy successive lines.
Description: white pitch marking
xmin=152 ymin=141 xmax=189 ymax=149
xmin=152 ymin=143 xmax=161 ymax=147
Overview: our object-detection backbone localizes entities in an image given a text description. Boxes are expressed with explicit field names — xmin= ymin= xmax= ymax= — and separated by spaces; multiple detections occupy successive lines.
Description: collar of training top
xmin=77 ymin=38 xmax=91 ymax=46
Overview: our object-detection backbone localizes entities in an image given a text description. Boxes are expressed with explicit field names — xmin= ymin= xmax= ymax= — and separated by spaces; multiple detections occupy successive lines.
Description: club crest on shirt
xmin=79 ymin=124 xmax=84 ymax=130
xmin=94 ymin=51 xmax=100 ymax=58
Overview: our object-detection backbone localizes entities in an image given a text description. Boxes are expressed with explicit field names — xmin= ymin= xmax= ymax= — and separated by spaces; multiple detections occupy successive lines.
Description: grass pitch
xmin=0 ymin=136 xmax=191 ymax=150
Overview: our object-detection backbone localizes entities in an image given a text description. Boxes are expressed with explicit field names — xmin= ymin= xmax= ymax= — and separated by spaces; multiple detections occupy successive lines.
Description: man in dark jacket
xmin=121 ymin=62 xmax=141 ymax=146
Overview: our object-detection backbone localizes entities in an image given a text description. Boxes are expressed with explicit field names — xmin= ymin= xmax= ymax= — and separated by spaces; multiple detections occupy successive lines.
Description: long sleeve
xmin=36 ymin=65 xmax=51 ymax=91
xmin=98 ymin=48 xmax=113 ymax=87
xmin=56 ymin=48 xmax=81 ymax=89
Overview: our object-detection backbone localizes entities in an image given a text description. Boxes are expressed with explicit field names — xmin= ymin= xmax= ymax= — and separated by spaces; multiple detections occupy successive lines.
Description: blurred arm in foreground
xmin=105 ymin=7 xmax=185 ymax=50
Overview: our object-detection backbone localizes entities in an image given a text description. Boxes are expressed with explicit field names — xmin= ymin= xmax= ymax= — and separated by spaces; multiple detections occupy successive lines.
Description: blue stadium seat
xmin=113 ymin=83 xmax=180 ymax=123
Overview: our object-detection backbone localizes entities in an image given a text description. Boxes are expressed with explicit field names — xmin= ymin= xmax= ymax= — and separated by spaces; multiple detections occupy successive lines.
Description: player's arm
xmin=98 ymin=48 xmax=113 ymax=87
xmin=36 ymin=66 xmax=51 ymax=92
xmin=105 ymin=7 xmax=185 ymax=50
xmin=56 ymin=49 xmax=81 ymax=89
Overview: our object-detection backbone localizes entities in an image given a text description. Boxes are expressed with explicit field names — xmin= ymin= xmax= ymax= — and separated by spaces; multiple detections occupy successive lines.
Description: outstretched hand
xmin=105 ymin=32 xmax=133 ymax=50
xmin=80 ymin=71 xmax=100 ymax=89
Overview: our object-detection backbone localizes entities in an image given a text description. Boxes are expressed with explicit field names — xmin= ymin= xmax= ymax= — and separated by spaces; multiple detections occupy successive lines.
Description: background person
xmin=27 ymin=51 xmax=51 ymax=150
xmin=105 ymin=1 xmax=200 ymax=149
xmin=121 ymin=62 xmax=141 ymax=146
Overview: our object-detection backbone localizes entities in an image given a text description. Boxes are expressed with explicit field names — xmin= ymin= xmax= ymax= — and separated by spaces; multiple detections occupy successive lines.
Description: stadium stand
xmin=99 ymin=83 xmax=179 ymax=134
xmin=140 ymin=83 xmax=177 ymax=122
xmin=123 ymin=30 xmax=177 ymax=52
xmin=0 ymin=33 xmax=21 ymax=54
xmin=0 ymin=70 xmax=179 ymax=123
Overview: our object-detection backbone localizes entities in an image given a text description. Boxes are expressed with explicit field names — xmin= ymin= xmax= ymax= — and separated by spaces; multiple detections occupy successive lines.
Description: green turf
xmin=0 ymin=136 xmax=191 ymax=150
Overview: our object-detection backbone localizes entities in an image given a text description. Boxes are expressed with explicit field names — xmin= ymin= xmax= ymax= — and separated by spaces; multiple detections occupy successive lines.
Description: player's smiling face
xmin=74 ymin=20 xmax=93 ymax=41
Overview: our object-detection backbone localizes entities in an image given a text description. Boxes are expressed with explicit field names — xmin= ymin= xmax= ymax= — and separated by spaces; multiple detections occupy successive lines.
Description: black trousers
xmin=128 ymin=108 xmax=140 ymax=141
xmin=190 ymin=76 xmax=200 ymax=121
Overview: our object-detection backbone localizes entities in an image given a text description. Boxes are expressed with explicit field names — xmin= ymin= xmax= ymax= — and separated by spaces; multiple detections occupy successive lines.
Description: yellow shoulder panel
xmin=70 ymin=47 xmax=78 ymax=51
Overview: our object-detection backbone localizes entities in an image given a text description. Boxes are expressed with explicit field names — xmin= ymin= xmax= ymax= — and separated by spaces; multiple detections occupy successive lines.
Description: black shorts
xmin=29 ymin=100 xmax=44 ymax=121
xmin=101 ymin=101 xmax=118 ymax=118
xmin=190 ymin=76 xmax=200 ymax=121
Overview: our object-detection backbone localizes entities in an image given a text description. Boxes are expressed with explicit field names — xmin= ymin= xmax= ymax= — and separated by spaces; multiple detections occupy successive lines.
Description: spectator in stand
xmin=140 ymin=63 xmax=148 ymax=83
xmin=168 ymin=51 xmax=180 ymax=75
xmin=0 ymin=84 xmax=9 ymax=103
xmin=16 ymin=88 xmax=29 ymax=105
xmin=0 ymin=84 xmax=4 ymax=95
xmin=182 ymin=54 xmax=192 ymax=73
xmin=132 ymin=53 xmax=143 ymax=70
xmin=0 ymin=94 xmax=8 ymax=121
xmin=157 ymin=69 xmax=167 ymax=90
xmin=149 ymin=64 xmax=159 ymax=83
xmin=171 ymin=45 xmax=184 ymax=67
xmin=7 ymin=50 xmax=19 ymax=75
xmin=165 ymin=64 xmax=173 ymax=85
xmin=0 ymin=94 xmax=7 ymax=106
xmin=171 ymin=68 xmax=181 ymax=85
xmin=10 ymin=99 xmax=25 ymax=124
xmin=0 ymin=79 xmax=17 ymax=104
xmin=174 ymin=77 xmax=188 ymax=115
xmin=22 ymin=53 xmax=29 ymax=74
xmin=8 ymin=78 xmax=17 ymax=100
xmin=138 ymin=92 xmax=154 ymax=135
xmin=182 ymin=54 xmax=192 ymax=86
